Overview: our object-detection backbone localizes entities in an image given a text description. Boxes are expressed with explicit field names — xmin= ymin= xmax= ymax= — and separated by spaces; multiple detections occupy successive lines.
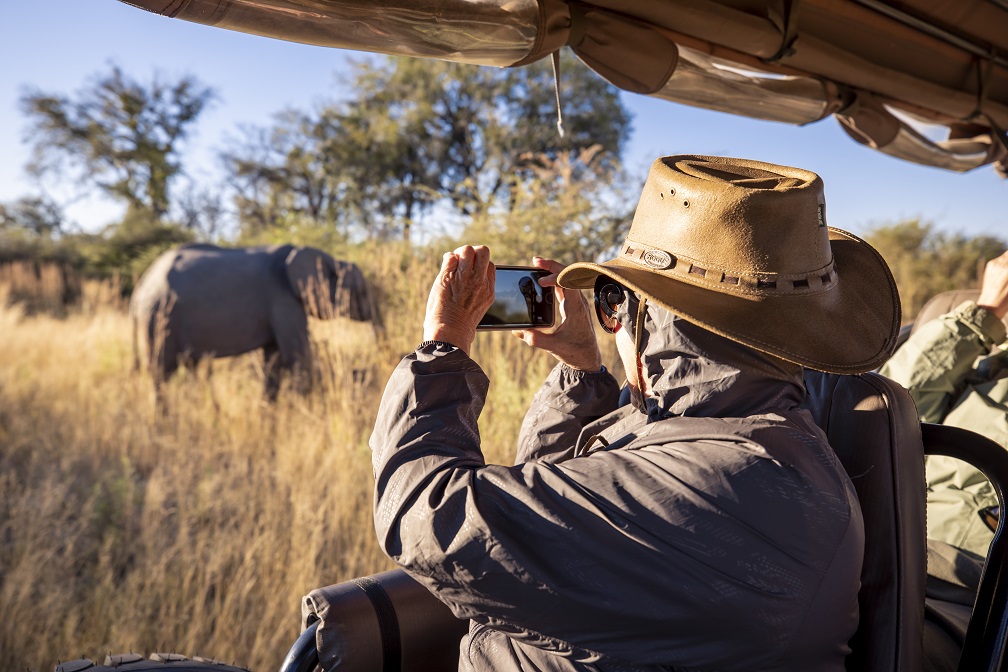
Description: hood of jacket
xmin=623 ymin=291 xmax=807 ymax=421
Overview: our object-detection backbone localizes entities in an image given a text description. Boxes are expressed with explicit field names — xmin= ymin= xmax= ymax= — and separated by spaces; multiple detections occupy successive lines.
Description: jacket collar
xmin=630 ymin=301 xmax=806 ymax=420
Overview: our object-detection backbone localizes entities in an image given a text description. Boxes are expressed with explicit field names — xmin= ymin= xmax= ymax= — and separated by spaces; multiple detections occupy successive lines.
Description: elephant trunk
xmin=332 ymin=263 xmax=373 ymax=322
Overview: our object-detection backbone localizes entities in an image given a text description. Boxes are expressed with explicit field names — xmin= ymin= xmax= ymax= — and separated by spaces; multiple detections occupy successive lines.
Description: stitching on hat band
xmin=620 ymin=241 xmax=837 ymax=295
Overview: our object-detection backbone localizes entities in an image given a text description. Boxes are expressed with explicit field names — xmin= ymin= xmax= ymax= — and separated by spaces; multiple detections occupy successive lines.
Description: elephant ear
xmin=285 ymin=247 xmax=336 ymax=318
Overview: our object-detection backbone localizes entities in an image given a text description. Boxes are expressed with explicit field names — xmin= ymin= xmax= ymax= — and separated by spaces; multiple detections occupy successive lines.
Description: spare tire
xmin=55 ymin=652 xmax=251 ymax=672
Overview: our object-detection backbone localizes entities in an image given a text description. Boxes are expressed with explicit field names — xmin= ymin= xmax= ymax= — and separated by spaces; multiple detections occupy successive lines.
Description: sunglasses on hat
xmin=594 ymin=276 xmax=628 ymax=334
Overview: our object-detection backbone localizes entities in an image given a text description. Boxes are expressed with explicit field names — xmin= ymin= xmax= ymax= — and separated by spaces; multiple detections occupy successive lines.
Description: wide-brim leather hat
xmin=558 ymin=155 xmax=901 ymax=374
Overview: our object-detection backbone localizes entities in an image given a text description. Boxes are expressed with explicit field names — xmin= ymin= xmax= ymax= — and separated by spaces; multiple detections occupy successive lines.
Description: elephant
xmin=130 ymin=243 xmax=374 ymax=400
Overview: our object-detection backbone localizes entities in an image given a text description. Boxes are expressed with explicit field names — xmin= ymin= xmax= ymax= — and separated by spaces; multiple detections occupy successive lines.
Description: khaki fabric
xmin=879 ymin=301 xmax=1008 ymax=557
xmin=370 ymin=303 xmax=863 ymax=671
xmin=120 ymin=0 xmax=1008 ymax=174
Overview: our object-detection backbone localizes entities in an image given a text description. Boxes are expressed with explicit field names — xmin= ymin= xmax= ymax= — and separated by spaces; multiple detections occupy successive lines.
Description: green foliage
xmin=20 ymin=65 xmax=215 ymax=221
xmin=72 ymin=208 xmax=192 ymax=287
xmin=237 ymin=214 xmax=349 ymax=251
xmin=9 ymin=57 xmax=632 ymax=278
xmin=9 ymin=65 xmax=215 ymax=283
xmin=0 ymin=198 xmax=87 ymax=309
xmin=226 ymin=109 xmax=360 ymax=242
xmin=864 ymin=219 xmax=1006 ymax=320
xmin=0 ymin=229 xmax=79 ymax=268
xmin=0 ymin=202 xmax=192 ymax=295
xmin=0 ymin=196 xmax=64 ymax=238
xmin=456 ymin=146 xmax=634 ymax=264
xmin=226 ymin=53 xmax=632 ymax=243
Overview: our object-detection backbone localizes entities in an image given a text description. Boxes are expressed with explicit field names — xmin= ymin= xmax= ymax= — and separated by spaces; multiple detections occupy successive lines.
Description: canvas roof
xmin=117 ymin=0 xmax=1008 ymax=175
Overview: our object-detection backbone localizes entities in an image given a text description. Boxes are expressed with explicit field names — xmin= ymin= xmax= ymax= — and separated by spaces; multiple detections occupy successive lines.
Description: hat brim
xmin=558 ymin=227 xmax=900 ymax=374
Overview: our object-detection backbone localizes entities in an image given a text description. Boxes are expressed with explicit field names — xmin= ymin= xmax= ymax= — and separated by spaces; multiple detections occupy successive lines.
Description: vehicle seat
xmin=803 ymin=372 xmax=1008 ymax=672
xmin=297 ymin=569 xmax=467 ymax=672
xmin=802 ymin=370 xmax=927 ymax=672
xmin=911 ymin=290 xmax=981 ymax=336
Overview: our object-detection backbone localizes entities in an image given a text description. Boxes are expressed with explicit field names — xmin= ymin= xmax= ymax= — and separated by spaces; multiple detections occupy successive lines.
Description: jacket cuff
xmin=558 ymin=363 xmax=609 ymax=377
xmin=953 ymin=301 xmax=1007 ymax=347
xmin=417 ymin=340 xmax=459 ymax=352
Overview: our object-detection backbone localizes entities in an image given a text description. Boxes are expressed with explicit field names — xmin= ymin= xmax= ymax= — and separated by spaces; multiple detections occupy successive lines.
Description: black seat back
xmin=911 ymin=290 xmax=981 ymax=336
xmin=803 ymin=370 xmax=926 ymax=672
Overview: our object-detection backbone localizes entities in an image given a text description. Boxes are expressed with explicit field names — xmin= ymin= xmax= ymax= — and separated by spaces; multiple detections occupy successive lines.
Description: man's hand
xmin=512 ymin=257 xmax=603 ymax=372
xmin=978 ymin=250 xmax=1008 ymax=320
xmin=422 ymin=245 xmax=496 ymax=355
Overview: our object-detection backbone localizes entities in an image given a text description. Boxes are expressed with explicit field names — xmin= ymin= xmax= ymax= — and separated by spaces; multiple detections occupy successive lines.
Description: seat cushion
xmin=911 ymin=290 xmax=981 ymax=334
xmin=302 ymin=569 xmax=467 ymax=672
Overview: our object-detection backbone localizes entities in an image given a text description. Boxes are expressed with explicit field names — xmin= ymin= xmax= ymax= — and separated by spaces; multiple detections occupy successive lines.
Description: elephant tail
xmin=129 ymin=292 xmax=145 ymax=373
xmin=131 ymin=306 xmax=141 ymax=372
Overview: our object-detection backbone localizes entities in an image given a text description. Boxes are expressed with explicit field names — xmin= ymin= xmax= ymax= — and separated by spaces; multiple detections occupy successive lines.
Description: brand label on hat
xmin=817 ymin=204 xmax=826 ymax=227
xmin=642 ymin=249 xmax=673 ymax=269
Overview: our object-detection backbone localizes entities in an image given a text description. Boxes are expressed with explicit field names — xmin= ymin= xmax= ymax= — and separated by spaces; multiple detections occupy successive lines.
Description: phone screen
xmin=477 ymin=267 xmax=555 ymax=330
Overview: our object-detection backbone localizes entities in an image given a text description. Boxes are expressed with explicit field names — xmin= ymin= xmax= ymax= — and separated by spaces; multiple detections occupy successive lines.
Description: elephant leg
xmin=147 ymin=321 xmax=180 ymax=414
xmin=177 ymin=349 xmax=204 ymax=377
xmin=272 ymin=305 xmax=312 ymax=396
xmin=263 ymin=343 xmax=282 ymax=402
xmin=283 ymin=348 xmax=313 ymax=396
xmin=200 ymin=360 xmax=222 ymax=420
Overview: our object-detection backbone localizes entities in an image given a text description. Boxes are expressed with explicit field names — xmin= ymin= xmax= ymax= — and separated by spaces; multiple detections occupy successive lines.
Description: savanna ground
xmin=0 ymin=255 xmax=624 ymax=672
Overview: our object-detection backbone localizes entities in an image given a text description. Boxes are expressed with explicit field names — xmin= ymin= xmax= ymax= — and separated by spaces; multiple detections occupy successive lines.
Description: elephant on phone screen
xmin=130 ymin=243 xmax=374 ymax=400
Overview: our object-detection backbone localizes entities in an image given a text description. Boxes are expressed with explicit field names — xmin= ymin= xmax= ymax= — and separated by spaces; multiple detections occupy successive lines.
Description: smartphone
xmin=477 ymin=266 xmax=555 ymax=330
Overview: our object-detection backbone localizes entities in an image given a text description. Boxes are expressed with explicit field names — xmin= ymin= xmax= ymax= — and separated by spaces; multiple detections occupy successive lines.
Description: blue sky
xmin=1 ymin=0 xmax=1004 ymax=240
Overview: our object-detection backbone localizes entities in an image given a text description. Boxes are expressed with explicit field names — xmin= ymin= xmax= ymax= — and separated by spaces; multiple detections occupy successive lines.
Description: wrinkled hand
xmin=978 ymin=250 xmax=1008 ymax=320
xmin=423 ymin=245 xmax=495 ymax=355
xmin=512 ymin=257 xmax=603 ymax=372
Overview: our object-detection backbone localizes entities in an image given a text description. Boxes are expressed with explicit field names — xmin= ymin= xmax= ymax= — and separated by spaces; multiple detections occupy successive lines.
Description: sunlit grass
xmin=0 ymin=260 xmax=623 ymax=672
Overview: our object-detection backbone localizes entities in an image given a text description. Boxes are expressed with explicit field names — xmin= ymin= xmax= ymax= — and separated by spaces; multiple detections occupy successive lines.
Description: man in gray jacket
xmin=370 ymin=155 xmax=901 ymax=671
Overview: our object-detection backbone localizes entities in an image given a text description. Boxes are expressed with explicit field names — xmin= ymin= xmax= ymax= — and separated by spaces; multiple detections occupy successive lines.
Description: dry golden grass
xmin=0 ymin=259 xmax=622 ymax=672
xmin=0 ymin=260 xmax=82 ymax=316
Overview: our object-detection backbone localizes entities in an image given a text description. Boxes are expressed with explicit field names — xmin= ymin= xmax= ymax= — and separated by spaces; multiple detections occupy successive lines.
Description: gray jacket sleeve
xmin=515 ymin=362 xmax=622 ymax=464
xmin=370 ymin=344 xmax=606 ymax=631
xmin=370 ymin=342 xmax=621 ymax=568
xmin=369 ymin=345 xmax=656 ymax=661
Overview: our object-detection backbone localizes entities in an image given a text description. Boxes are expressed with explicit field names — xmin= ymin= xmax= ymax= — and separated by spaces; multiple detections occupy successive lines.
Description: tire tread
xmin=56 ymin=653 xmax=249 ymax=672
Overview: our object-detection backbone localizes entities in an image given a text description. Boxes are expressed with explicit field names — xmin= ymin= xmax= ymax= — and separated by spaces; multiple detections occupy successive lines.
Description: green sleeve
xmin=879 ymin=301 xmax=1007 ymax=423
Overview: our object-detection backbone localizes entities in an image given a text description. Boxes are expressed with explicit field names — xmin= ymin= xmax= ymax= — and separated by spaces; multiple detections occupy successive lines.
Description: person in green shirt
xmin=880 ymin=250 xmax=1008 ymax=557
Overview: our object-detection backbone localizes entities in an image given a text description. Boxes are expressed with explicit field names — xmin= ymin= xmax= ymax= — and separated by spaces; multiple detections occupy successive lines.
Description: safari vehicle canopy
xmin=118 ymin=0 xmax=1008 ymax=176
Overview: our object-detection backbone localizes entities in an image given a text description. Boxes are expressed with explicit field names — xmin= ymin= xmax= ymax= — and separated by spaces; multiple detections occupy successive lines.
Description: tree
xmin=224 ymin=109 xmax=359 ymax=244
xmin=20 ymin=65 xmax=215 ymax=222
xmin=342 ymin=53 xmax=631 ymax=230
xmin=864 ymin=220 xmax=1006 ymax=320
xmin=226 ymin=53 xmax=632 ymax=242
xmin=176 ymin=183 xmax=228 ymax=242
xmin=458 ymin=146 xmax=634 ymax=264
xmin=0 ymin=196 xmax=65 ymax=238
xmin=0 ymin=195 xmax=77 ymax=273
